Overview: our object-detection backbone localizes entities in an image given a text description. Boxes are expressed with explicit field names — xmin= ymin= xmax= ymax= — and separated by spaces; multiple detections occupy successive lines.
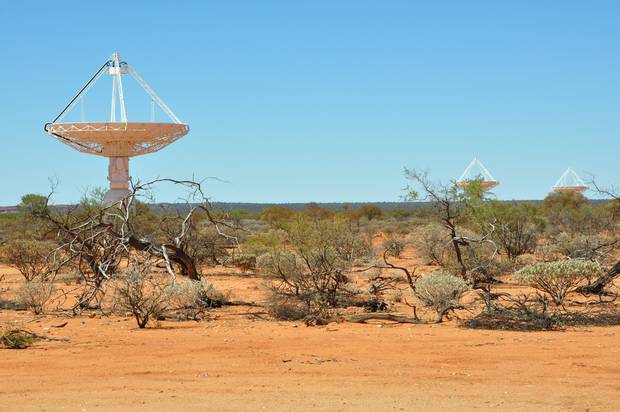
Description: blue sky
xmin=1 ymin=1 xmax=618 ymax=205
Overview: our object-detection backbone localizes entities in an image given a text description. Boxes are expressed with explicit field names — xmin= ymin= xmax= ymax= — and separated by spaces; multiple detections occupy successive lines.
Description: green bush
xmin=260 ymin=206 xmax=295 ymax=228
xmin=1 ymin=327 xmax=37 ymax=349
xmin=242 ymin=231 xmax=283 ymax=256
xmin=514 ymin=260 xmax=604 ymax=305
xmin=414 ymin=271 xmax=469 ymax=322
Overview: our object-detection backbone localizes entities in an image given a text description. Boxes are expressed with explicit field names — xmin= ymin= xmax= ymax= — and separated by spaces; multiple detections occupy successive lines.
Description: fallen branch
xmin=347 ymin=314 xmax=425 ymax=324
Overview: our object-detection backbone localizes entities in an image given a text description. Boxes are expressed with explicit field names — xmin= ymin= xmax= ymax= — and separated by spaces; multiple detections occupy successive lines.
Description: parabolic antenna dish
xmin=456 ymin=158 xmax=499 ymax=190
xmin=552 ymin=168 xmax=588 ymax=193
xmin=44 ymin=52 xmax=191 ymax=204
xmin=46 ymin=122 xmax=189 ymax=157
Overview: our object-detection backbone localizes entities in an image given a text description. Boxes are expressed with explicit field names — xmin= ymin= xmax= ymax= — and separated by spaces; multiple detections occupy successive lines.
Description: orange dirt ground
xmin=1 ymin=264 xmax=620 ymax=411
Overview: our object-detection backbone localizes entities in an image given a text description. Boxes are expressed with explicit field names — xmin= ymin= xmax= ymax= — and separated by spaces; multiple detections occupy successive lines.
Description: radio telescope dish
xmin=552 ymin=168 xmax=588 ymax=193
xmin=456 ymin=158 xmax=498 ymax=190
xmin=44 ymin=52 xmax=190 ymax=204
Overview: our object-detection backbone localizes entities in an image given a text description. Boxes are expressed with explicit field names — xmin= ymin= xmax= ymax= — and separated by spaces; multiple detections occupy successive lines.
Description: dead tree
xmin=576 ymin=178 xmax=620 ymax=295
xmin=36 ymin=178 xmax=238 ymax=310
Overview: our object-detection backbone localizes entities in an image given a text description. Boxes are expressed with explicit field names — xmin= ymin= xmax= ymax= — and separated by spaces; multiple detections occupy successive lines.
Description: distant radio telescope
xmin=552 ymin=168 xmax=588 ymax=193
xmin=456 ymin=158 xmax=499 ymax=190
xmin=45 ymin=52 xmax=189 ymax=204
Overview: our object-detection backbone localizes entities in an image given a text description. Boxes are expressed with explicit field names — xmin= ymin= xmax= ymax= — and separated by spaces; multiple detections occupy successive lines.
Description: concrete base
xmin=104 ymin=157 xmax=131 ymax=205
xmin=103 ymin=188 xmax=131 ymax=205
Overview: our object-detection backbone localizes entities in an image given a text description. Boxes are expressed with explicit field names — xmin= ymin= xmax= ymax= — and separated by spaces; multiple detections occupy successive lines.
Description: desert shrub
xmin=488 ymin=203 xmax=541 ymax=259
xmin=514 ymin=253 xmax=537 ymax=266
xmin=395 ymin=221 xmax=413 ymax=235
xmin=388 ymin=208 xmax=413 ymax=220
xmin=258 ymin=217 xmax=366 ymax=321
xmin=57 ymin=271 xmax=80 ymax=285
xmin=356 ymin=205 xmax=384 ymax=221
xmin=414 ymin=223 xmax=450 ymax=265
xmin=225 ymin=209 xmax=260 ymax=226
xmin=230 ymin=253 xmax=257 ymax=272
xmin=514 ymin=260 xmax=604 ymax=305
xmin=166 ymin=279 xmax=223 ymax=320
xmin=15 ymin=280 xmax=55 ymax=315
xmin=113 ymin=270 xmax=171 ymax=328
xmin=466 ymin=293 xmax=558 ymax=331
xmin=383 ymin=238 xmax=407 ymax=258
xmin=186 ymin=225 xmax=231 ymax=267
xmin=414 ymin=271 xmax=469 ymax=322
xmin=542 ymin=193 xmax=613 ymax=235
xmin=413 ymin=224 xmax=502 ymax=281
xmin=391 ymin=288 xmax=404 ymax=303
xmin=1 ymin=239 xmax=58 ymax=281
xmin=242 ymin=231 xmax=283 ymax=256
xmin=266 ymin=294 xmax=308 ymax=321
xmin=0 ymin=327 xmax=38 ymax=349
xmin=260 ymin=206 xmax=295 ymax=228
xmin=445 ymin=238 xmax=504 ymax=282
xmin=496 ymin=221 xmax=540 ymax=260
xmin=301 ymin=202 xmax=334 ymax=220
xmin=554 ymin=233 xmax=619 ymax=264
xmin=362 ymin=269 xmax=395 ymax=312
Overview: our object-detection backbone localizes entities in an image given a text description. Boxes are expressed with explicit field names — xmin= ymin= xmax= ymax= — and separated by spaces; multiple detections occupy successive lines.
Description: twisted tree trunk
xmin=576 ymin=260 xmax=620 ymax=295
xmin=128 ymin=236 xmax=200 ymax=280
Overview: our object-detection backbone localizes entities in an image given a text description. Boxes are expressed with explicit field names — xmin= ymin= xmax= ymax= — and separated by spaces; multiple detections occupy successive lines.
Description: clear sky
xmin=1 ymin=1 xmax=618 ymax=205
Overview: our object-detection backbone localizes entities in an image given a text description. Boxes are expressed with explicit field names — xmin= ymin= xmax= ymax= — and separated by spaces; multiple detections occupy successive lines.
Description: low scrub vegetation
xmin=515 ymin=260 xmax=604 ymax=305
xmin=16 ymin=280 xmax=55 ymax=314
xmin=414 ymin=271 xmax=470 ymax=322
xmin=1 ymin=326 xmax=38 ymax=349
xmin=0 ymin=172 xmax=617 ymax=337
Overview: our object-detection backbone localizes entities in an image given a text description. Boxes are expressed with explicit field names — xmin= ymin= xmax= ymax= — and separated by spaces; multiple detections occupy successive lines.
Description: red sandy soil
xmin=1 ymin=265 xmax=620 ymax=411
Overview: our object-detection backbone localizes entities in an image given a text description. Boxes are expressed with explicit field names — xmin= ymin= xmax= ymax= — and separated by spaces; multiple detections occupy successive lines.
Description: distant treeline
xmin=0 ymin=199 xmax=609 ymax=216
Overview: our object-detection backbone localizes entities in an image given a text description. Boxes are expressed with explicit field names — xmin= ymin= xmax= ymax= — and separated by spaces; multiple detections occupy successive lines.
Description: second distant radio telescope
xmin=44 ymin=52 xmax=189 ymax=204
xmin=456 ymin=158 xmax=499 ymax=190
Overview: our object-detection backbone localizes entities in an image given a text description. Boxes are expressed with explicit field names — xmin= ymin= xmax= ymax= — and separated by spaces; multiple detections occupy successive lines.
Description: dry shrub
xmin=383 ymin=237 xmax=407 ymax=258
xmin=230 ymin=253 xmax=257 ymax=272
xmin=190 ymin=226 xmax=231 ymax=267
xmin=16 ymin=280 xmax=55 ymax=315
xmin=266 ymin=294 xmax=308 ymax=321
xmin=514 ymin=260 xmax=604 ymax=305
xmin=466 ymin=294 xmax=558 ymax=331
xmin=113 ymin=270 xmax=171 ymax=328
xmin=1 ymin=239 xmax=58 ymax=281
xmin=414 ymin=271 xmax=469 ymax=322
xmin=554 ymin=232 xmax=619 ymax=264
xmin=414 ymin=223 xmax=449 ymax=265
xmin=258 ymin=217 xmax=366 ymax=322
xmin=166 ymin=279 xmax=224 ymax=320
xmin=441 ymin=232 xmax=503 ymax=283
xmin=535 ymin=240 xmax=562 ymax=262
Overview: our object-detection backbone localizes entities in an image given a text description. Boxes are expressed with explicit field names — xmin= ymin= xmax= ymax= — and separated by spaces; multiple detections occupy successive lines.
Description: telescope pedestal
xmin=104 ymin=156 xmax=131 ymax=204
